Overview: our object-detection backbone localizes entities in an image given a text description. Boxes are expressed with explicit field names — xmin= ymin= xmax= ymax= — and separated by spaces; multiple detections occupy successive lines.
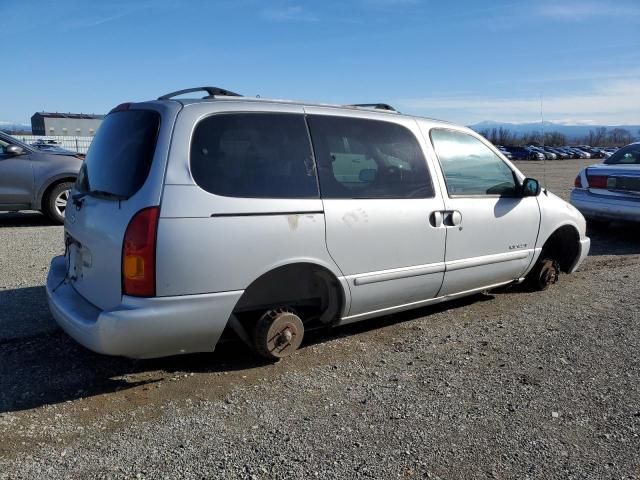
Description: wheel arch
xmin=539 ymin=223 xmax=581 ymax=273
xmin=232 ymin=260 xmax=349 ymax=326
xmin=35 ymin=175 xmax=77 ymax=210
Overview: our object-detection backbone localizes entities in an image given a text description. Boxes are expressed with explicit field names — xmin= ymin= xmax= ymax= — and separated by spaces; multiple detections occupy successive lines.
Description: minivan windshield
xmin=604 ymin=144 xmax=640 ymax=165
xmin=76 ymin=110 xmax=160 ymax=198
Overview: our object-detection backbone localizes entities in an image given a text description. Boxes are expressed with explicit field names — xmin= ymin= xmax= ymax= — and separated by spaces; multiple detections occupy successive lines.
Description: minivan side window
xmin=307 ymin=116 xmax=434 ymax=199
xmin=430 ymin=129 xmax=518 ymax=197
xmin=190 ymin=113 xmax=318 ymax=198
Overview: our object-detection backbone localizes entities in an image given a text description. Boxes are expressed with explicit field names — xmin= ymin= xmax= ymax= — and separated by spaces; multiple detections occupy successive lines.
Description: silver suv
xmin=46 ymin=87 xmax=590 ymax=360
xmin=0 ymin=131 xmax=82 ymax=223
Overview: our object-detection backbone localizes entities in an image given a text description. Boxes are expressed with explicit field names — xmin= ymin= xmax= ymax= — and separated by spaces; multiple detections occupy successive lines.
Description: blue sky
xmin=2 ymin=0 xmax=639 ymax=126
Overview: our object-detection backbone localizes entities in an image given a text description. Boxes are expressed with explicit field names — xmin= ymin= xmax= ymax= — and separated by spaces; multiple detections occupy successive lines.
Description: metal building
xmin=31 ymin=112 xmax=104 ymax=136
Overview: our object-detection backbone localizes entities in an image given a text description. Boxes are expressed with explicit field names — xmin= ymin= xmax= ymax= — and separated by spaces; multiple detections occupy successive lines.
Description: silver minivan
xmin=46 ymin=87 xmax=590 ymax=360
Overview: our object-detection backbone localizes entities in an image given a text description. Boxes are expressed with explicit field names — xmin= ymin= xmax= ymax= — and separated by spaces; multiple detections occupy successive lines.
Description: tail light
xmin=574 ymin=175 xmax=582 ymax=188
xmin=122 ymin=207 xmax=159 ymax=297
xmin=109 ymin=102 xmax=132 ymax=113
xmin=586 ymin=174 xmax=608 ymax=189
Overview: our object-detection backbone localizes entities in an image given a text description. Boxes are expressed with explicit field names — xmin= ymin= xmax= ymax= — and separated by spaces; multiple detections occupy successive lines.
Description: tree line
xmin=477 ymin=127 xmax=638 ymax=147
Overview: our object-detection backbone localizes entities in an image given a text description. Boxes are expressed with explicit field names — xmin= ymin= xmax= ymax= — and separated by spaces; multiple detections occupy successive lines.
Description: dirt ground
xmin=1 ymin=159 xmax=639 ymax=479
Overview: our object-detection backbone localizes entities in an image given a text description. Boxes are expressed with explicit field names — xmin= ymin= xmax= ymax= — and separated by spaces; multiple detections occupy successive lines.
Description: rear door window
xmin=190 ymin=113 xmax=318 ymax=198
xmin=76 ymin=110 xmax=160 ymax=198
xmin=307 ymin=115 xmax=434 ymax=199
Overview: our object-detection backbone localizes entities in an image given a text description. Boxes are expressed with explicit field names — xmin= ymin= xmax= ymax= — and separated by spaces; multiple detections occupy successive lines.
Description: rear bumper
xmin=46 ymin=256 xmax=244 ymax=359
xmin=570 ymin=189 xmax=640 ymax=222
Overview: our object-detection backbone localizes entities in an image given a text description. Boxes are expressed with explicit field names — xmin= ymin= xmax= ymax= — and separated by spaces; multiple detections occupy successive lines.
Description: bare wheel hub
xmin=254 ymin=309 xmax=304 ymax=360
xmin=538 ymin=258 xmax=560 ymax=289
xmin=275 ymin=327 xmax=294 ymax=347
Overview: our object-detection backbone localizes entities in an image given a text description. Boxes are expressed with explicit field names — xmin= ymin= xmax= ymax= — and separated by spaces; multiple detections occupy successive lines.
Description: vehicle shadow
xmin=0 ymin=211 xmax=57 ymax=227
xmin=0 ymin=284 xmax=490 ymax=414
xmin=587 ymin=222 xmax=640 ymax=256
xmin=0 ymin=286 xmax=58 ymax=342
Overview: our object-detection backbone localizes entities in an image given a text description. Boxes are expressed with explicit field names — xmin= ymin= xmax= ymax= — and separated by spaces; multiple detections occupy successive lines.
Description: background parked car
xmin=31 ymin=140 xmax=84 ymax=157
xmin=488 ymin=144 xmax=625 ymax=161
xmin=527 ymin=146 xmax=556 ymax=160
xmin=503 ymin=146 xmax=544 ymax=160
xmin=570 ymin=142 xmax=640 ymax=224
xmin=0 ymin=131 xmax=82 ymax=223
xmin=496 ymin=145 xmax=513 ymax=159
xmin=570 ymin=147 xmax=591 ymax=159
xmin=546 ymin=147 xmax=569 ymax=159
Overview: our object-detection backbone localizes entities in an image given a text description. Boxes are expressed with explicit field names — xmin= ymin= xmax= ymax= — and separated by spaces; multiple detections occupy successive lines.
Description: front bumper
xmin=570 ymin=237 xmax=591 ymax=273
xmin=46 ymin=255 xmax=244 ymax=359
xmin=570 ymin=189 xmax=640 ymax=223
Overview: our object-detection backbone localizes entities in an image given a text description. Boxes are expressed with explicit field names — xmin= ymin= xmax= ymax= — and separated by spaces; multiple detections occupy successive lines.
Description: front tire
xmin=43 ymin=182 xmax=73 ymax=224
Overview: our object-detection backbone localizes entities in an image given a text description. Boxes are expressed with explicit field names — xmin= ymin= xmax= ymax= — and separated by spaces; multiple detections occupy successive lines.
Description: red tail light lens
xmin=122 ymin=207 xmax=159 ymax=297
xmin=586 ymin=174 xmax=608 ymax=189
xmin=574 ymin=175 xmax=582 ymax=188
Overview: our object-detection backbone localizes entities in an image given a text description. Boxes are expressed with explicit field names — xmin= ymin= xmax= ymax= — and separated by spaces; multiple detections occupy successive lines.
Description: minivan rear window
xmin=76 ymin=110 xmax=160 ymax=198
xmin=190 ymin=113 xmax=318 ymax=198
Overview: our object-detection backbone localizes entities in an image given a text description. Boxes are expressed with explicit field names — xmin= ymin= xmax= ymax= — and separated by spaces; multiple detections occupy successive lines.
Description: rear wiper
xmin=90 ymin=190 xmax=128 ymax=200
xmin=72 ymin=190 xmax=128 ymax=208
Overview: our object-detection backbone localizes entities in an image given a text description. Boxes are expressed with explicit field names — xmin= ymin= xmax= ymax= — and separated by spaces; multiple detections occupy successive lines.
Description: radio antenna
xmin=540 ymin=93 xmax=546 ymax=189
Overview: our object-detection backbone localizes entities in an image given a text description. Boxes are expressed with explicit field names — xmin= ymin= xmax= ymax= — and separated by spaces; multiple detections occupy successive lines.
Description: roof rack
xmin=158 ymin=86 xmax=242 ymax=100
xmin=348 ymin=103 xmax=398 ymax=112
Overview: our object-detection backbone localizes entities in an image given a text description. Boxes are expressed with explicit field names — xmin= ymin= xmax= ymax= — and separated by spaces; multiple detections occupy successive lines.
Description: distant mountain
xmin=469 ymin=121 xmax=640 ymax=140
xmin=0 ymin=122 xmax=31 ymax=134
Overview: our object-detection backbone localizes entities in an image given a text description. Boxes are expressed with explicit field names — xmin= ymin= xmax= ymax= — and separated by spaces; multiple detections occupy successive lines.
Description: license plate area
xmin=610 ymin=176 xmax=640 ymax=194
xmin=65 ymin=235 xmax=92 ymax=281
xmin=68 ymin=243 xmax=82 ymax=281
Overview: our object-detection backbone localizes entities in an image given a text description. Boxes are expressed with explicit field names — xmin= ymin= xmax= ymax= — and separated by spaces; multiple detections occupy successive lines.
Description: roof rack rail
xmin=158 ymin=86 xmax=242 ymax=100
xmin=348 ymin=103 xmax=398 ymax=112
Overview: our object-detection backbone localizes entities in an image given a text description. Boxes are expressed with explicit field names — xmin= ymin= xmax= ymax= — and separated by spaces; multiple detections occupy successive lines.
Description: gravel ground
xmin=1 ymin=159 xmax=639 ymax=479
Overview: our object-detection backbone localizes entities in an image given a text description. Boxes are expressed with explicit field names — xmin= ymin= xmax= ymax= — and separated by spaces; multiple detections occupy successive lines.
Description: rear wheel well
xmin=540 ymin=225 xmax=580 ymax=273
xmin=232 ymin=263 xmax=344 ymax=329
xmin=40 ymin=177 xmax=76 ymax=207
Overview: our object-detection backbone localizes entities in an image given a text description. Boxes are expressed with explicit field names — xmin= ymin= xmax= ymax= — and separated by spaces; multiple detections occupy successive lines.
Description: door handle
xmin=450 ymin=210 xmax=462 ymax=226
xmin=429 ymin=211 xmax=443 ymax=228
xmin=432 ymin=210 xmax=462 ymax=228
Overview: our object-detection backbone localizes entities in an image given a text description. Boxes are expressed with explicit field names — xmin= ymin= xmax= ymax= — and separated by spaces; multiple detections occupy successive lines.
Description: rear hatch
xmin=64 ymin=102 xmax=179 ymax=311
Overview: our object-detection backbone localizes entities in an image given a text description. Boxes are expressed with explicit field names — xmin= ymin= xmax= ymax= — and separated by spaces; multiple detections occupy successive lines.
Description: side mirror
xmin=522 ymin=177 xmax=541 ymax=197
xmin=5 ymin=145 xmax=26 ymax=156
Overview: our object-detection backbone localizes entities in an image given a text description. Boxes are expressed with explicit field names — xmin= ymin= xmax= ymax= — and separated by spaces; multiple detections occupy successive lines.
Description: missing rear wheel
xmin=253 ymin=308 xmax=304 ymax=360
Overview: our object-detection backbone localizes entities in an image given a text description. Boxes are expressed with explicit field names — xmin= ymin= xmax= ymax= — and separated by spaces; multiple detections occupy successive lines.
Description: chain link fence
xmin=13 ymin=135 xmax=93 ymax=154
